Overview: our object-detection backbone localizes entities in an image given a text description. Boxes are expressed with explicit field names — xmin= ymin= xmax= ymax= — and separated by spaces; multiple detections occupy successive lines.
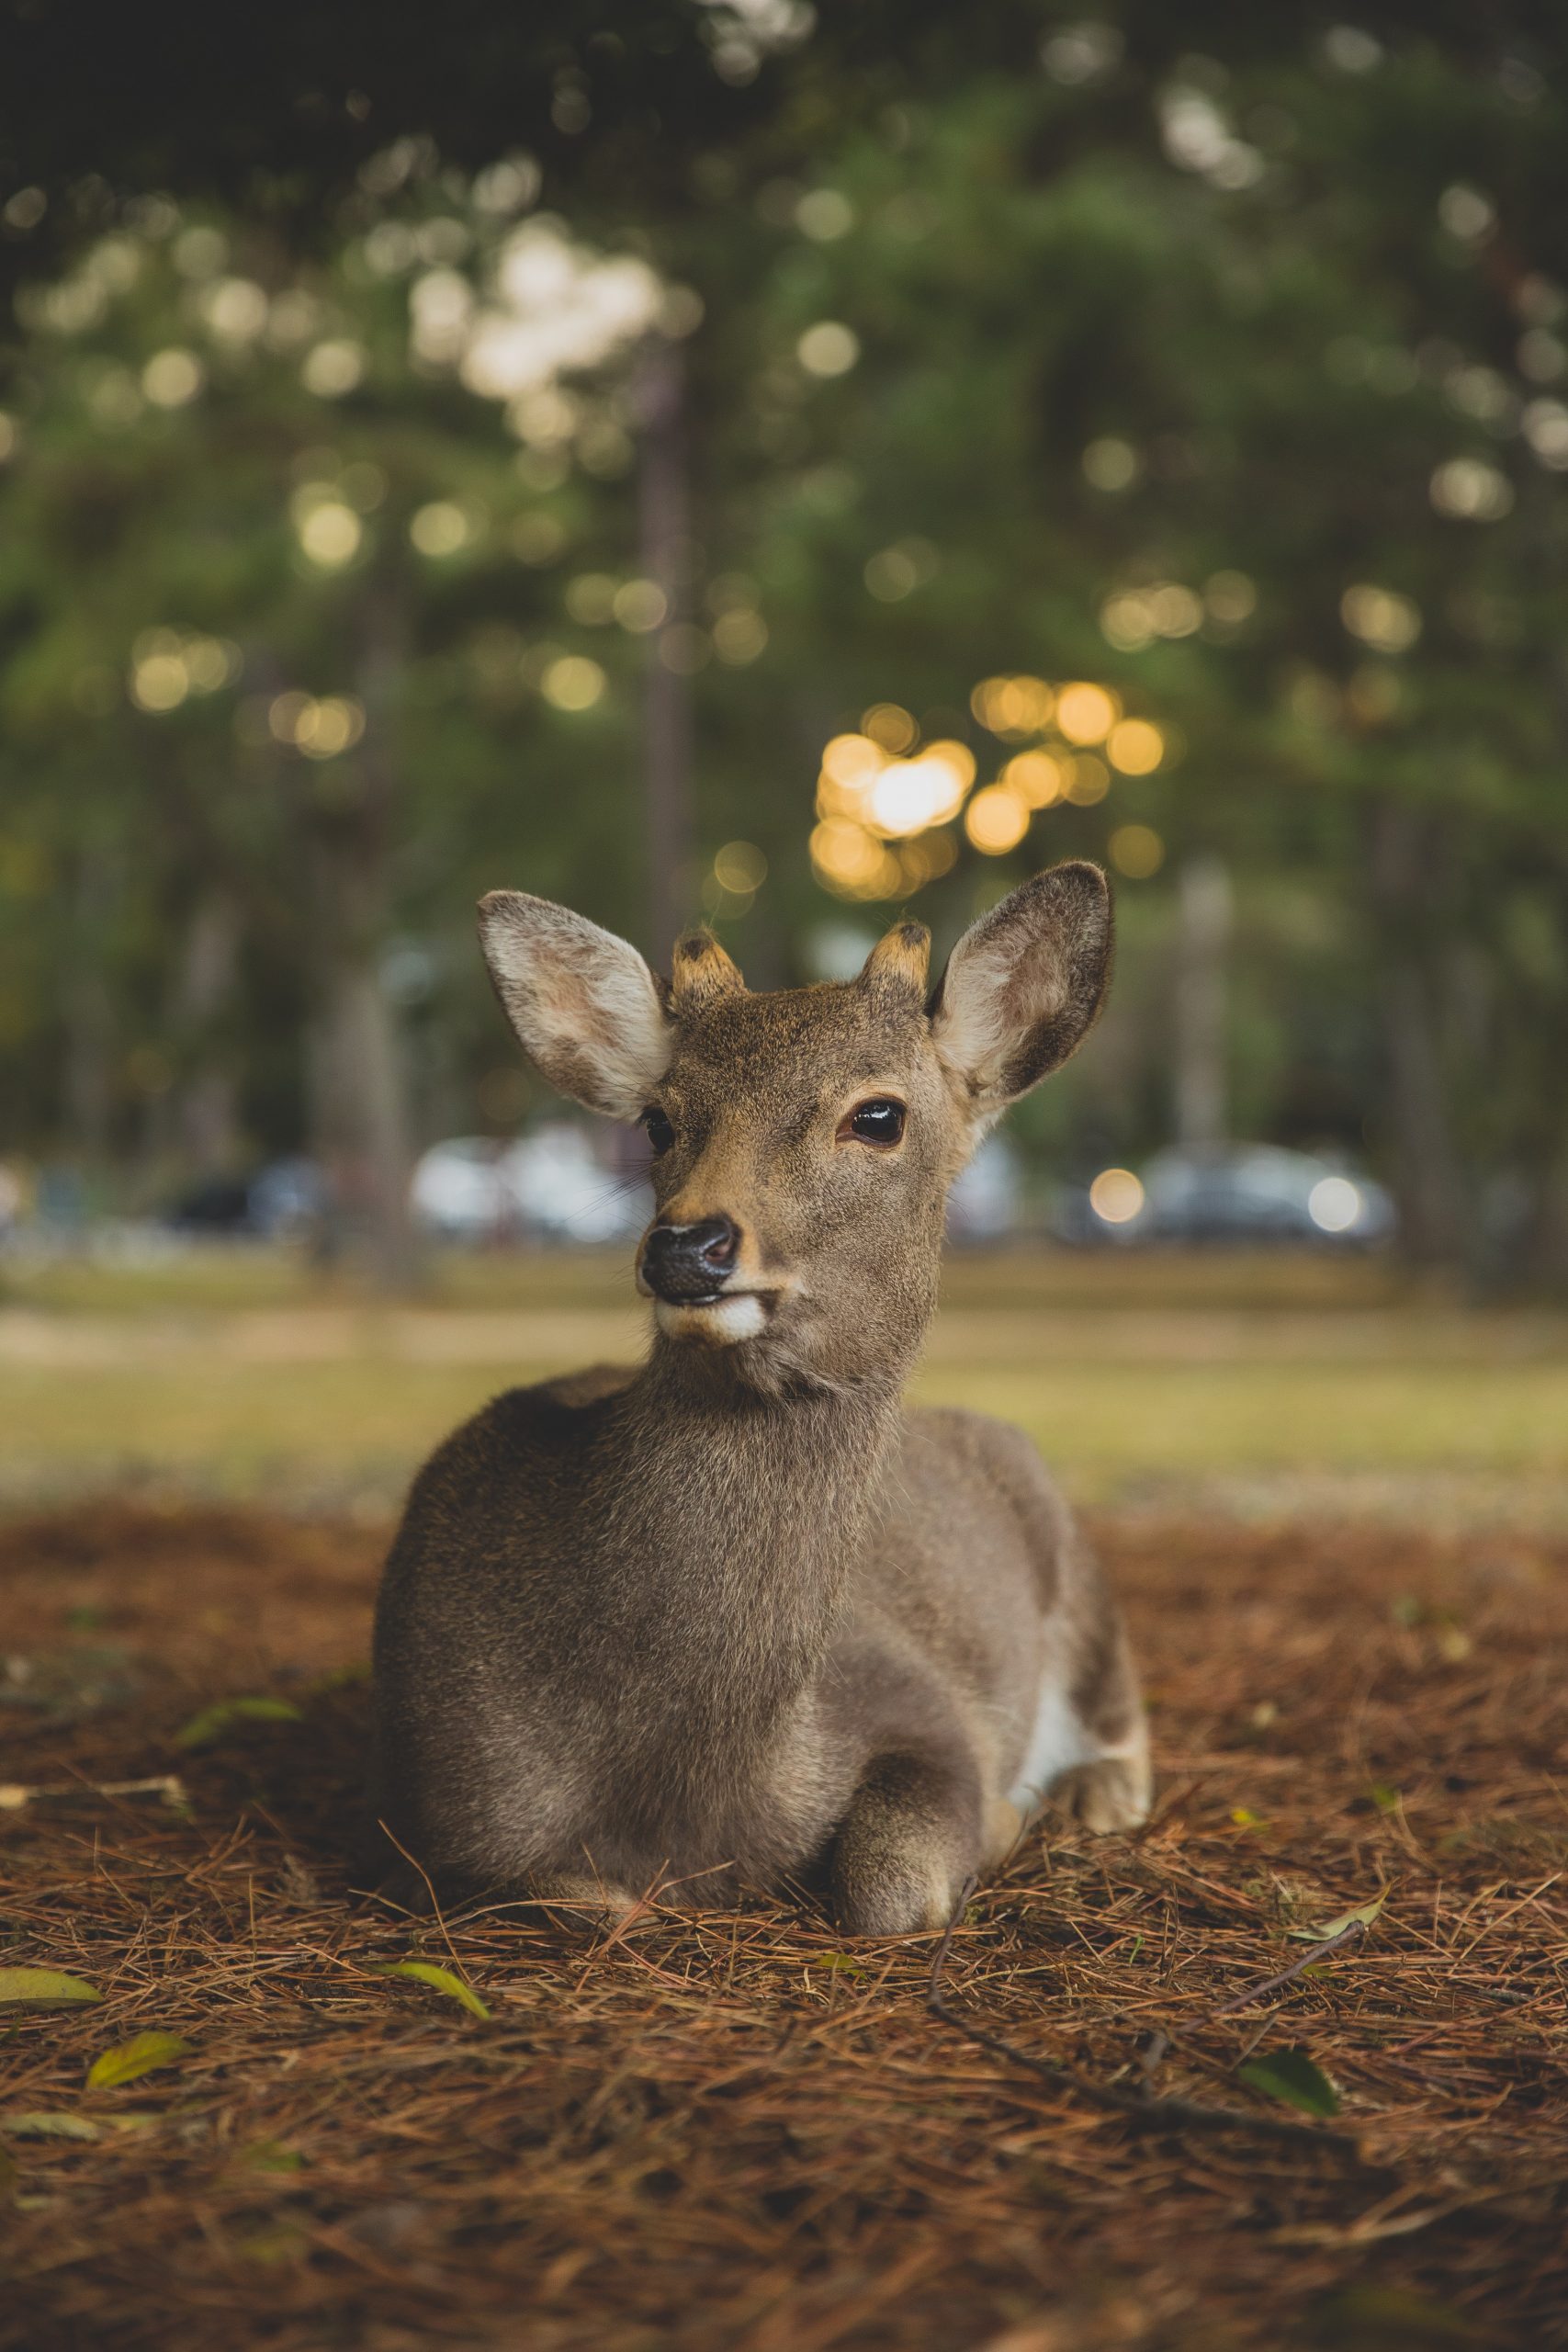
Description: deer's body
xmin=372 ymin=867 xmax=1149 ymax=1931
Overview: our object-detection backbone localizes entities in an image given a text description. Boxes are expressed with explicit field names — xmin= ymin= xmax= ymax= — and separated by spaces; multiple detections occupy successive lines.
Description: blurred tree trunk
xmin=1367 ymin=801 xmax=1470 ymax=1270
xmin=635 ymin=339 xmax=695 ymax=969
xmin=1173 ymin=854 xmax=1231 ymax=1149
xmin=172 ymin=890 xmax=243 ymax=1176
xmin=297 ymin=594 xmax=423 ymax=1293
xmin=63 ymin=848 xmax=116 ymax=1170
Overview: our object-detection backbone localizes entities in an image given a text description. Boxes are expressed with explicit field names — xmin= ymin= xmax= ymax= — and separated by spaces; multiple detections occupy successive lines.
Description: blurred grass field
xmin=4 ymin=1244 xmax=1566 ymax=1525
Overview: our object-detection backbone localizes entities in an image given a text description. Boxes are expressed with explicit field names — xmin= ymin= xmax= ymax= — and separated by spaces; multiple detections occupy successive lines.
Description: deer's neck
xmin=595 ymin=1342 xmax=902 ymax=1756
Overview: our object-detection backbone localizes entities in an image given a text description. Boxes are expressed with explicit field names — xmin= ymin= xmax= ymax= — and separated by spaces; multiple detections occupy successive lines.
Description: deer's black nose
xmin=642 ymin=1216 xmax=740 ymax=1304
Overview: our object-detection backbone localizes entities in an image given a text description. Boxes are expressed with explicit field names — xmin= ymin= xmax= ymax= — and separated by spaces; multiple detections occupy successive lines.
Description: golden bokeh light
xmin=862 ymin=701 xmax=918 ymax=752
xmin=1055 ymin=682 xmax=1120 ymax=744
xmin=964 ymin=785 xmax=1031 ymax=854
xmin=810 ymin=818 xmax=899 ymax=898
xmin=299 ymin=501 xmax=363 ymax=569
xmin=1339 ymin=582 xmax=1422 ymax=653
xmin=712 ymin=607 xmax=767 ymax=663
xmin=1002 ymin=750 xmax=1065 ymax=808
xmin=540 ymin=655 xmax=606 ymax=711
xmin=820 ymin=732 xmax=886 ymax=788
xmin=713 ymin=840 xmax=768 ymax=893
xmin=613 ymin=578 xmax=668 ymax=633
xmin=295 ymin=696 xmax=367 ymax=759
xmin=970 ymin=675 xmax=1055 ymax=738
xmin=265 ymin=690 xmax=367 ymax=757
xmin=1089 ymin=1168 xmax=1145 ymax=1224
xmin=1108 ymin=823 xmax=1165 ymax=878
xmin=127 ymin=629 xmax=241 ymax=714
xmin=922 ymin=740 xmax=976 ymax=794
xmin=566 ymin=572 xmax=618 ymax=625
xmin=1106 ymin=718 xmax=1164 ymax=775
xmin=797 ymin=321 xmax=861 ymax=378
xmin=410 ymin=502 xmax=472 ymax=558
xmin=301 ymin=339 xmax=367 ymax=398
xmin=130 ymin=653 xmax=188 ymax=713
xmin=141 ymin=348 xmax=204 ymax=408
xmin=1064 ymin=753 xmax=1110 ymax=804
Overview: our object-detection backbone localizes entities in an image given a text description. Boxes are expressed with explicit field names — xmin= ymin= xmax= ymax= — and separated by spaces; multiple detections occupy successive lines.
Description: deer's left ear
xmin=930 ymin=862 xmax=1112 ymax=1120
xmin=478 ymin=891 xmax=673 ymax=1121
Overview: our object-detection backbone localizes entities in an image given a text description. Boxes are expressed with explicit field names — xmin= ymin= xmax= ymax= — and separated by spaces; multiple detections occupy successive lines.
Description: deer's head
xmin=479 ymin=864 xmax=1111 ymax=1388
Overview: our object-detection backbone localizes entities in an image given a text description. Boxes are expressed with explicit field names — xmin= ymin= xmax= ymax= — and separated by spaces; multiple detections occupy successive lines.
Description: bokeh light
xmin=1002 ymin=750 xmax=1066 ymax=807
xmin=1055 ymin=682 xmax=1120 ymax=744
xmin=1106 ymin=718 xmax=1164 ymax=774
xmin=410 ymin=502 xmax=473 ymax=557
xmin=540 ymin=655 xmax=606 ymax=710
xmin=1089 ymin=1168 xmax=1145 ymax=1224
xmin=862 ymin=701 xmax=918 ymax=752
xmin=964 ymin=785 xmax=1030 ymax=854
xmin=298 ymin=501 xmax=363 ymax=568
xmin=797 ymin=322 xmax=860 ymax=377
xmin=713 ymin=840 xmax=768 ymax=893
xmin=1108 ymin=823 xmax=1165 ymax=877
xmin=970 ymin=675 xmax=1054 ymax=737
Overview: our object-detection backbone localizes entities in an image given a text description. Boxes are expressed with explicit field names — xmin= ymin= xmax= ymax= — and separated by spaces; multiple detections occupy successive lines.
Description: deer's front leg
xmin=828 ymin=1745 xmax=982 ymax=1937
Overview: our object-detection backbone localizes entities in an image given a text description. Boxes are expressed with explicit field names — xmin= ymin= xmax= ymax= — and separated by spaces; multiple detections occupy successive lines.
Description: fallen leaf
xmin=378 ymin=1961 xmax=491 ymax=2020
xmin=1287 ymin=1890 xmax=1387 ymax=1944
xmin=174 ymin=1696 xmax=303 ymax=1750
xmin=814 ymin=1954 xmax=866 ymax=1976
xmin=239 ymin=2140 xmax=307 ymax=2173
xmin=0 ymin=1968 xmax=101 ymax=2008
xmin=1 ymin=2112 xmax=100 ymax=2141
xmin=86 ymin=2031 xmax=194 ymax=2090
xmin=1238 ymin=2047 xmax=1341 ymax=2119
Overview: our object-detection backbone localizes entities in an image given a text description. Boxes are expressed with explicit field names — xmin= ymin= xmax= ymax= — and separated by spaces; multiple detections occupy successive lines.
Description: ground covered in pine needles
xmin=2 ymin=1500 xmax=1565 ymax=2352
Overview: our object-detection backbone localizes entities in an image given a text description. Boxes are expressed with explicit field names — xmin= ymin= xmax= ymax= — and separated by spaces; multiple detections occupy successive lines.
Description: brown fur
xmin=372 ymin=863 xmax=1149 ymax=1933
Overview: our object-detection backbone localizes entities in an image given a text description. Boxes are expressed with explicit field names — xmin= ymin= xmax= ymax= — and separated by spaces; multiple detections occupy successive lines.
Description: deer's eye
xmin=642 ymin=1106 xmax=676 ymax=1156
xmin=841 ymin=1098 xmax=907 ymax=1148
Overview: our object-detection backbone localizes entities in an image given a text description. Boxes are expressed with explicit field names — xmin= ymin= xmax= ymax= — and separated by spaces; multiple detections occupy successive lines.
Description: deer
xmin=370 ymin=860 xmax=1149 ymax=1935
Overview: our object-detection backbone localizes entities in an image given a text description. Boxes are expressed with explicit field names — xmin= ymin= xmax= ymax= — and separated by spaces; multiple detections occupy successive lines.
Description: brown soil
xmin=2 ymin=1500 xmax=1565 ymax=2351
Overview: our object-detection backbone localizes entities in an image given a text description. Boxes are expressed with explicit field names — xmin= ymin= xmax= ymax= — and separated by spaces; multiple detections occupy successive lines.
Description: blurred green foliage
xmin=0 ymin=6 xmax=1565 ymax=1282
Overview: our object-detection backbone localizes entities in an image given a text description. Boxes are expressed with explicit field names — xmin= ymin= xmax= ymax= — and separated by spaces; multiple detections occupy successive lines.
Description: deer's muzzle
xmin=641 ymin=1216 xmax=741 ymax=1305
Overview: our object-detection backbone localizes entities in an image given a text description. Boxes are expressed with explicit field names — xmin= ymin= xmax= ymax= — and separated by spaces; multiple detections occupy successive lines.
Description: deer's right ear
xmin=478 ymin=891 xmax=673 ymax=1121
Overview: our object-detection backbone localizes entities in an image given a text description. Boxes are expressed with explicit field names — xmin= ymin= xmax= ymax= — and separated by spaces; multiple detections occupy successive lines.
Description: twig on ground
xmin=1205 ymin=1917 xmax=1368 ymax=2019
xmin=925 ymin=1882 xmax=1370 ymax=2160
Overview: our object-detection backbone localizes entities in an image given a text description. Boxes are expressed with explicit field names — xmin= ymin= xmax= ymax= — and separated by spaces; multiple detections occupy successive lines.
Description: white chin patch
xmin=655 ymin=1294 xmax=768 ymax=1346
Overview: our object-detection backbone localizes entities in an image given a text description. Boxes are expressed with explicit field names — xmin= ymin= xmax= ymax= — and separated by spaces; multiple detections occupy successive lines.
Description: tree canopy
xmin=2 ymin=5 xmax=1565 ymax=1282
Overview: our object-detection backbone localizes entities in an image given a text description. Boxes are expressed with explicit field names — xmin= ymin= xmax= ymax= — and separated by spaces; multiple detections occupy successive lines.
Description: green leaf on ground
xmin=2 ymin=2112 xmax=101 ymax=2140
xmin=378 ymin=1961 xmax=491 ymax=2019
xmin=1287 ymin=1889 xmax=1387 ymax=1943
xmin=86 ymin=2031 xmax=194 ymax=2089
xmin=175 ymin=1695 xmax=303 ymax=1749
xmin=1238 ymin=2047 xmax=1342 ymax=2119
xmin=0 ymin=1968 xmax=102 ymax=2007
xmin=814 ymin=1953 xmax=866 ymax=1976
xmin=239 ymin=2140 xmax=307 ymax=2173
xmin=1368 ymin=1781 xmax=1402 ymax=1815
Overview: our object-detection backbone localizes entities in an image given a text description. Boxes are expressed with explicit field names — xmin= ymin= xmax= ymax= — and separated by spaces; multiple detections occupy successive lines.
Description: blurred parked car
xmin=164 ymin=1157 xmax=327 ymax=1238
xmin=412 ymin=1123 xmax=649 ymax=1246
xmin=1055 ymin=1145 xmax=1396 ymax=1249
xmin=946 ymin=1135 xmax=1023 ymax=1242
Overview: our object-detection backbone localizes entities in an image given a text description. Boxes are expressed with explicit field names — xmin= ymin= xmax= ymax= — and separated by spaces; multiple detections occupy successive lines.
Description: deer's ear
xmin=931 ymin=862 xmax=1111 ymax=1120
xmin=478 ymin=892 xmax=672 ymax=1120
